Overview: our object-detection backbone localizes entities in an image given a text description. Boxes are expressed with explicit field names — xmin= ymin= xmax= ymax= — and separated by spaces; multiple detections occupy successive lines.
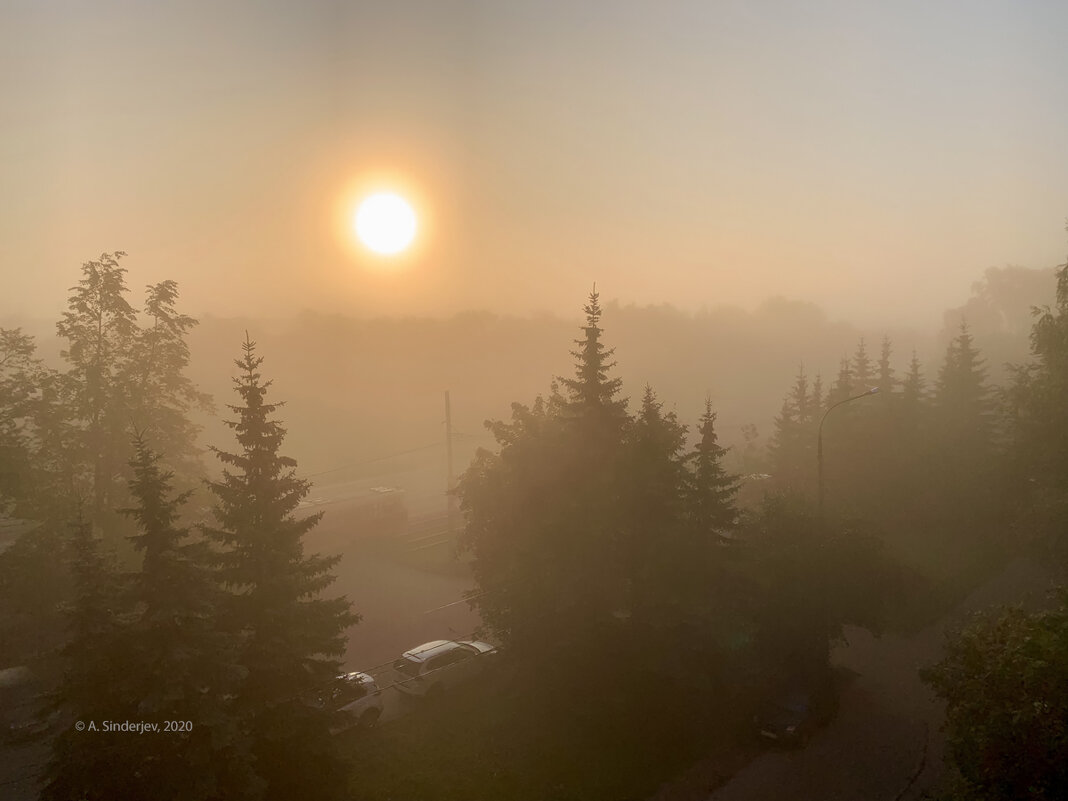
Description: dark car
xmin=754 ymin=685 xmax=837 ymax=746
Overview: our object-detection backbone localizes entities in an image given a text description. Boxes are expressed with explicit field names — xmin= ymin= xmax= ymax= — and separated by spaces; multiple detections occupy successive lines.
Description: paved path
xmin=700 ymin=556 xmax=1063 ymax=801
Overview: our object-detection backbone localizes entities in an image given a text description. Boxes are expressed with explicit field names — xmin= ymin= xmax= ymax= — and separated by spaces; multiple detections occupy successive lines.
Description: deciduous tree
xmin=921 ymin=592 xmax=1068 ymax=801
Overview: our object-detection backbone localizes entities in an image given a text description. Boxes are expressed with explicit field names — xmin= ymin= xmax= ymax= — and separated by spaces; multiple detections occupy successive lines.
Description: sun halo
xmin=354 ymin=193 xmax=417 ymax=256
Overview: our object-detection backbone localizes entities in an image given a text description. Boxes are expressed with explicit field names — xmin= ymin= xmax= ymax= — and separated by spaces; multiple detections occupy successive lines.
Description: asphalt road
xmin=701 ymin=556 xmax=1063 ymax=801
xmin=330 ymin=542 xmax=478 ymax=672
xmin=309 ymin=526 xmax=480 ymax=724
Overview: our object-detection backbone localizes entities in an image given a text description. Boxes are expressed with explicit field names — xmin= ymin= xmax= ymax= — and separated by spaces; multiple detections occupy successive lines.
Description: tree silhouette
xmin=686 ymin=398 xmax=740 ymax=541
xmin=55 ymin=253 xmax=140 ymax=538
xmin=1006 ymin=245 xmax=1068 ymax=550
xmin=202 ymin=335 xmax=356 ymax=801
xmin=41 ymin=517 xmax=131 ymax=801
xmin=119 ymin=436 xmax=248 ymax=799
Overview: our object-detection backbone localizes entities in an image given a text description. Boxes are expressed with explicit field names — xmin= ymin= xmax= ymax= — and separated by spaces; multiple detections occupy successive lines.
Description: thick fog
xmin=6 ymin=2 xmax=1068 ymax=800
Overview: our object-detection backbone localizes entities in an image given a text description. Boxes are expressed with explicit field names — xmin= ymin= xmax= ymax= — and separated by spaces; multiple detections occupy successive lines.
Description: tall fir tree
xmin=932 ymin=321 xmax=997 ymax=524
xmin=621 ymin=387 xmax=688 ymax=622
xmin=851 ymin=338 xmax=874 ymax=394
xmin=877 ymin=336 xmax=895 ymax=395
xmin=901 ymin=350 xmax=927 ymax=409
xmin=687 ymin=398 xmax=740 ymax=541
xmin=118 ymin=436 xmax=250 ymax=800
xmin=810 ymin=371 xmax=824 ymax=419
xmin=552 ymin=287 xmax=630 ymax=632
xmin=202 ymin=336 xmax=357 ymax=801
xmin=829 ymin=357 xmax=853 ymax=404
xmin=460 ymin=290 xmax=638 ymax=699
xmin=822 ymin=355 xmax=870 ymax=517
xmin=41 ymin=517 xmax=133 ymax=801
xmin=935 ymin=321 xmax=991 ymax=447
xmin=559 ymin=286 xmax=629 ymax=438
xmin=768 ymin=365 xmax=814 ymax=492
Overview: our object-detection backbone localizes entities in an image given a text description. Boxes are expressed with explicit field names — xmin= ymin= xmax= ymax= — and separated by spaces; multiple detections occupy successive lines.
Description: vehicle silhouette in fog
xmin=392 ymin=639 xmax=497 ymax=699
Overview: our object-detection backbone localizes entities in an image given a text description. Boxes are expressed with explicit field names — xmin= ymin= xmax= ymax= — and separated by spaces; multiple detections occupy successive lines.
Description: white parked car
xmin=393 ymin=639 xmax=497 ymax=698
xmin=319 ymin=671 xmax=384 ymax=730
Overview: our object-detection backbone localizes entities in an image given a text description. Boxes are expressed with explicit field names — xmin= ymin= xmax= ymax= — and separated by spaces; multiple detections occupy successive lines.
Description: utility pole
xmin=445 ymin=390 xmax=456 ymax=534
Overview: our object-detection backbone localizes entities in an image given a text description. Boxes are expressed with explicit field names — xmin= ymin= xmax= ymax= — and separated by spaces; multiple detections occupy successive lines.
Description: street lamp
xmin=817 ymin=387 xmax=879 ymax=518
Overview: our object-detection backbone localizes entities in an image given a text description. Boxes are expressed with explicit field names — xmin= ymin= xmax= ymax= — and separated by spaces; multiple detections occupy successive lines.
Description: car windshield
xmin=393 ymin=657 xmax=421 ymax=678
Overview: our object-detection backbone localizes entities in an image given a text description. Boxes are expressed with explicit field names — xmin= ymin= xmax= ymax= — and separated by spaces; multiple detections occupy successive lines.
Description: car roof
xmin=400 ymin=639 xmax=497 ymax=662
xmin=401 ymin=640 xmax=469 ymax=662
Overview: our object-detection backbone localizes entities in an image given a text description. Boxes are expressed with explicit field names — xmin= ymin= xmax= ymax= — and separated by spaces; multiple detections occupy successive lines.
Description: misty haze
xmin=3 ymin=3 xmax=1068 ymax=801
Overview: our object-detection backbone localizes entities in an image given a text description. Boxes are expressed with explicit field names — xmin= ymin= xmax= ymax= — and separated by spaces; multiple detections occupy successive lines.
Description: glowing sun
xmin=354 ymin=193 xmax=417 ymax=255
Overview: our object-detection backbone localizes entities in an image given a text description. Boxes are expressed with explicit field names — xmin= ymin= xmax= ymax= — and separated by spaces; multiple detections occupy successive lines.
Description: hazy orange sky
xmin=3 ymin=0 xmax=1067 ymax=329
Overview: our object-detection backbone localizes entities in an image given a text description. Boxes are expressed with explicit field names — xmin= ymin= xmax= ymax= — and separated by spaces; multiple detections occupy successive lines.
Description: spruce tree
xmin=687 ymin=398 xmax=740 ymax=540
xmin=823 ymin=357 xmax=865 ymax=516
xmin=768 ymin=397 xmax=798 ymax=486
xmin=768 ymin=365 xmax=812 ymax=491
xmin=851 ymin=338 xmax=873 ymax=394
xmin=810 ymin=372 xmax=824 ymax=419
xmin=935 ymin=321 xmax=991 ymax=449
xmin=900 ymin=349 xmax=928 ymax=451
xmin=202 ymin=335 xmax=357 ymax=801
xmin=877 ymin=336 xmax=895 ymax=395
xmin=553 ymin=288 xmax=630 ymax=631
xmin=622 ymin=386 xmax=688 ymax=620
xmin=901 ymin=350 xmax=927 ymax=409
xmin=829 ymin=357 xmax=853 ymax=404
xmin=117 ymin=436 xmax=250 ymax=800
xmin=932 ymin=322 xmax=995 ymax=522
xmin=41 ymin=517 xmax=133 ymax=801
xmin=559 ymin=287 xmax=629 ymax=437
xmin=460 ymin=290 xmax=634 ymax=697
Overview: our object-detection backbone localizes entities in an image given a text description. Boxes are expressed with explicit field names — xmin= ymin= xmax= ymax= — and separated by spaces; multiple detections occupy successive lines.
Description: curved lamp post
xmin=817 ymin=387 xmax=879 ymax=518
